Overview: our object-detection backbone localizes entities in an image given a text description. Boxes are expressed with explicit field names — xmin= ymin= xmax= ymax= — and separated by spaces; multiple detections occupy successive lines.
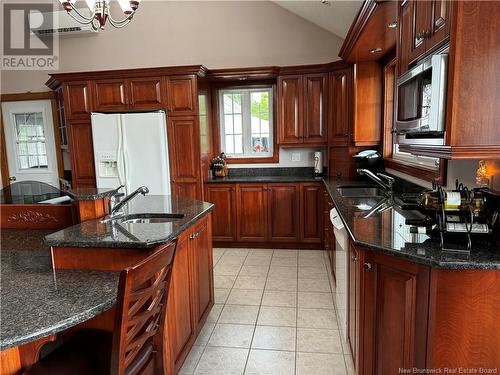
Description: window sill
xmin=384 ymin=157 xmax=447 ymax=184
xmin=225 ymin=153 xmax=279 ymax=164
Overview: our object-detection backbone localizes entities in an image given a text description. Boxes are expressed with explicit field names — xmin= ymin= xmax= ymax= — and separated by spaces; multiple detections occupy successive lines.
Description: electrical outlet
xmin=291 ymin=153 xmax=301 ymax=162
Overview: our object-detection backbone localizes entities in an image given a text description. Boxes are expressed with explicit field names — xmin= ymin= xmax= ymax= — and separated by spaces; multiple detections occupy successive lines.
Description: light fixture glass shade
xmin=118 ymin=0 xmax=132 ymax=15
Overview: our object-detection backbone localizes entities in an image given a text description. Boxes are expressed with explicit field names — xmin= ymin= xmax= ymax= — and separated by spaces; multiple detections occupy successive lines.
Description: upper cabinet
xmin=93 ymin=77 xmax=164 ymax=111
xmin=399 ymin=0 xmax=452 ymax=75
xmin=278 ymin=73 xmax=328 ymax=146
xmin=64 ymin=81 xmax=92 ymax=119
xmin=165 ymin=75 xmax=197 ymax=115
xmin=329 ymin=69 xmax=352 ymax=146
xmin=398 ymin=1 xmax=500 ymax=159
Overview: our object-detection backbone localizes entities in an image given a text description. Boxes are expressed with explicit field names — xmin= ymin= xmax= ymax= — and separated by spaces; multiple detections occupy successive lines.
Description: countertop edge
xmin=0 ymin=299 xmax=115 ymax=351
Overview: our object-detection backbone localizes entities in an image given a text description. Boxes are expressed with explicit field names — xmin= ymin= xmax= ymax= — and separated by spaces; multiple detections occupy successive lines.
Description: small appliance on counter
xmin=353 ymin=150 xmax=382 ymax=173
xmin=314 ymin=151 xmax=323 ymax=176
xmin=210 ymin=153 xmax=228 ymax=178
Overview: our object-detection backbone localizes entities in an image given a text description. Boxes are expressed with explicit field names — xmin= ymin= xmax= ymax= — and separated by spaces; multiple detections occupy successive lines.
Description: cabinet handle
xmin=351 ymin=255 xmax=358 ymax=263
xmin=363 ymin=262 xmax=372 ymax=270
xmin=189 ymin=232 xmax=199 ymax=240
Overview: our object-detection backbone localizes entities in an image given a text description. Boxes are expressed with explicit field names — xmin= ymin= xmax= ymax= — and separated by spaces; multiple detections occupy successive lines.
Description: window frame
xmin=213 ymin=82 xmax=279 ymax=164
xmin=382 ymin=56 xmax=447 ymax=183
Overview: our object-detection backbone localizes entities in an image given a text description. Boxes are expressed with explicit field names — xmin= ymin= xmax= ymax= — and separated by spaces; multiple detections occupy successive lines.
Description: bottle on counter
xmin=417 ymin=190 xmax=485 ymax=216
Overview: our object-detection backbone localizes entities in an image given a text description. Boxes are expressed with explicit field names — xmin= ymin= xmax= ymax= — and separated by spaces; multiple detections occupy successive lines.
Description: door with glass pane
xmin=2 ymin=100 xmax=59 ymax=187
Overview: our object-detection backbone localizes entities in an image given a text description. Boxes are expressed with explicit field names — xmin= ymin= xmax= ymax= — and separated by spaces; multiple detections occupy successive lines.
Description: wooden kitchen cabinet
xmin=348 ymin=242 xmax=363 ymax=372
xmin=268 ymin=184 xmax=300 ymax=242
xmin=399 ymin=0 xmax=452 ymax=75
xmin=328 ymin=69 xmax=352 ymax=146
xmin=236 ymin=184 xmax=268 ymax=242
xmin=323 ymin=189 xmax=335 ymax=277
xmin=64 ymin=81 xmax=92 ymax=119
xmin=300 ymin=183 xmax=323 ymax=243
xmin=93 ymin=79 xmax=129 ymax=111
xmin=166 ymin=232 xmax=196 ymax=374
xmin=205 ymin=184 xmax=237 ymax=242
xmin=129 ymin=77 xmax=163 ymax=109
xmin=168 ymin=116 xmax=202 ymax=200
xmin=68 ymin=120 xmax=96 ymax=188
xmin=278 ymin=73 xmax=328 ymax=146
xmin=277 ymin=75 xmax=303 ymax=145
xmin=303 ymin=74 xmax=328 ymax=143
xmin=361 ymin=250 xmax=430 ymax=374
xmin=165 ymin=75 xmax=197 ymax=115
xmin=166 ymin=214 xmax=213 ymax=374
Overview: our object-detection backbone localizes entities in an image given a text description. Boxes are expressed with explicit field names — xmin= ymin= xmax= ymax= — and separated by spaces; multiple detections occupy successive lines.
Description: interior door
xmin=1 ymin=100 xmax=59 ymax=187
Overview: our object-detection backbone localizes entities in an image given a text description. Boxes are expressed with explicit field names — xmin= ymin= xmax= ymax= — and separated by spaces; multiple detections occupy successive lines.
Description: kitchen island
xmin=0 ymin=195 xmax=214 ymax=375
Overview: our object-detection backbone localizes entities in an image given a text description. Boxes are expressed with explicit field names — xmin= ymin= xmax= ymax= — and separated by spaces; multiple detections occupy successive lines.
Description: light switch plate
xmin=291 ymin=153 xmax=301 ymax=162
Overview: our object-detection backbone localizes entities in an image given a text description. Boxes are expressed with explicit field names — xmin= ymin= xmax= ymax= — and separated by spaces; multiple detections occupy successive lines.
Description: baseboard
xmin=213 ymin=241 xmax=324 ymax=250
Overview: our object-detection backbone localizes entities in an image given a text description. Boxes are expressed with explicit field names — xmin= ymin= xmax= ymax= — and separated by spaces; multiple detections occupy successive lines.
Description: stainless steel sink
xmin=336 ymin=186 xmax=386 ymax=198
xmin=118 ymin=213 xmax=185 ymax=224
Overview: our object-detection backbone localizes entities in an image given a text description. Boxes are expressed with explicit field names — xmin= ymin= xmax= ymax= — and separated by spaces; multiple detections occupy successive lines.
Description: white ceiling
xmin=272 ymin=0 xmax=362 ymax=39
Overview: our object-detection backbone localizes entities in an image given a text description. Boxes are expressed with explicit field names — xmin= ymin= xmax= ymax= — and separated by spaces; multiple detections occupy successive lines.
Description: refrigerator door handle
xmin=116 ymin=115 xmax=125 ymax=189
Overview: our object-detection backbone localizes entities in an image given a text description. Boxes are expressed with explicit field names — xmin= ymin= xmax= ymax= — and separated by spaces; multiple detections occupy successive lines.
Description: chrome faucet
xmin=108 ymin=186 xmax=149 ymax=219
xmin=357 ymin=169 xmax=395 ymax=194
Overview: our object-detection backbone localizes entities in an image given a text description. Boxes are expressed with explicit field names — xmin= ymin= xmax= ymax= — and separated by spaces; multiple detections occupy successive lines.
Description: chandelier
xmin=59 ymin=0 xmax=141 ymax=30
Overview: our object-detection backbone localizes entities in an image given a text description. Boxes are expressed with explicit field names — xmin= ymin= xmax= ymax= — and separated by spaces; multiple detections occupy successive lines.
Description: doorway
xmin=1 ymin=99 xmax=60 ymax=187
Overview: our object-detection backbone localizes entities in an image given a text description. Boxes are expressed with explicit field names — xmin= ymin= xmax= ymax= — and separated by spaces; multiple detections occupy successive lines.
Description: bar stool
xmin=25 ymin=241 xmax=177 ymax=375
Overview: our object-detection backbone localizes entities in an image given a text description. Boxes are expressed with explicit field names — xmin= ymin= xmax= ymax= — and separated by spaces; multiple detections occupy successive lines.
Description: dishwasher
xmin=330 ymin=207 xmax=349 ymax=341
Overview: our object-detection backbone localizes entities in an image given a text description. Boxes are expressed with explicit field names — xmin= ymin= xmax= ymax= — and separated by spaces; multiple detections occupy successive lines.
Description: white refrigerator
xmin=91 ymin=111 xmax=171 ymax=195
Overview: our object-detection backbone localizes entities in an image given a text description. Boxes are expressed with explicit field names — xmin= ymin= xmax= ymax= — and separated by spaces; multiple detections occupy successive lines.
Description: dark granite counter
xmin=45 ymin=195 xmax=214 ymax=248
xmin=0 ymin=230 xmax=119 ymax=350
xmin=205 ymin=166 xmax=324 ymax=184
xmin=322 ymin=178 xmax=500 ymax=270
xmin=65 ymin=186 xmax=120 ymax=201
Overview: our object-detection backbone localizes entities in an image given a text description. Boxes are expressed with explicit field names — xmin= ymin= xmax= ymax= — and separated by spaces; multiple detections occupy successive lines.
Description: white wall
xmin=0 ymin=1 xmax=344 ymax=94
xmin=229 ymin=147 xmax=327 ymax=169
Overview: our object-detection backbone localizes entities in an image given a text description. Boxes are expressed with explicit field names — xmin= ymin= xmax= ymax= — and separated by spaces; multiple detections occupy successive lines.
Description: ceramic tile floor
xmin=179 ymin=248 xmax=356 ymax=375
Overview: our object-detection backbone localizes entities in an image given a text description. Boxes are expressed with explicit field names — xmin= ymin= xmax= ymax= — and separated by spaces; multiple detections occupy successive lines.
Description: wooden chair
xmin=26 ymin=241 xmax=177 ymax=375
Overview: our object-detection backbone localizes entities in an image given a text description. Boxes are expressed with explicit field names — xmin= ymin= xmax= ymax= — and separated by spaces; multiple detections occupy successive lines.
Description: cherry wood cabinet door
xmin=166 ymin=232 xmax=196 ymax=373
xmin=68 ymin=120 xmax=95 ymax=188
xmin=64 ymin=81 xmax=92 ymax=119
xmin=267 ymin=183 xmax=300 ymax=242
xmin=168 ymin=116 xmax=202 ymax=199
xmin=348 ymin=243 xmax=363 ymax=373
xmin=165 ymin=75 xmax=196 ymax=115
xmin=407 ymin=0 xmax=429 ymax=65
xmin=303 ymin=73 xmax=328 ymax=144
xmin=300 ymin=183 xmax=323 ymax=243
xmin=236 ymin=184 xmax=268 ymax=242
xmin=128 ymin=77 xmax=163 ymax=109
xmin=328 ymin=147 xmax=353 ymax=180
xmin=426 ymin=0 xmax=452 ymax=51
xmin=205 ymin=184 xmax=237 ymax=242
xmin=398 ymin=0 xmax=413 ymax=76
xmin=93 ymin=79 xmax=129 ymax=111
xmin=362 ymin=251 xmax=430 ymax=374
xmin=329 ymin=69 xmax=352 ymax=146
xmin=278 ymin=75 xmax=304 ymax=145
xmin=192 ymin=216 xmax=214 ymax=327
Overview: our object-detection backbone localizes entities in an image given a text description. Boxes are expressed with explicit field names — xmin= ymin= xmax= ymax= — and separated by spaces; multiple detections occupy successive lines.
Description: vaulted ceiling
xmin=272 ymin=0 xmax=362 ymax=39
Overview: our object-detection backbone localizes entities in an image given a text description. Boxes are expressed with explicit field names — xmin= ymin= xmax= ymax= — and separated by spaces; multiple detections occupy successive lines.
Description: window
xmin=219 ymin=87 xmax=273 ymax=158
xmin=14 ymin=112 xmax=48 ymax=169
xmin=393 ymin=144 xmax=439 ymax=170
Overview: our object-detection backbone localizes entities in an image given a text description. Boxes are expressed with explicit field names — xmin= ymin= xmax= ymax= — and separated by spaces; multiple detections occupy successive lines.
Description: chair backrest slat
xmin=110 ymin=241 xmax=177 ymax=375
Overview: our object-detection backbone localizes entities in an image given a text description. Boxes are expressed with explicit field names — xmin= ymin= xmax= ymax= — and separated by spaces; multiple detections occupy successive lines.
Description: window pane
xmin=252 ymin=137 xmax=269 ymax=153
xmin=233 ymin=114 xmax=242 ymax=134
xmin=234 ymin=135 xmax=243 ymax=154
xmin=223 ymin=94 xmax=233 ymax=114
xmin=251 ymin=116 xmax=260 ymax=134
xmin=232 ymin=94 xmax=242 ymax=114
xmin=225 ymin=135 xmax=234 ymax=154
xmin=14 ymin=111 xmax=48 ymax=169
xmin=224 ymin=115 xmax=234 ymax=134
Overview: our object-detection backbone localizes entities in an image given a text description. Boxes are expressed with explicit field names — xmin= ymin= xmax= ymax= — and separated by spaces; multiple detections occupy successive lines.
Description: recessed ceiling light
xmin=321 ymin=0 xmax=331 ymax=5
xmin=369 ymin=47 xmax=383 ymax=54
xmin=388 ymin=21 xmax=398 ymax=29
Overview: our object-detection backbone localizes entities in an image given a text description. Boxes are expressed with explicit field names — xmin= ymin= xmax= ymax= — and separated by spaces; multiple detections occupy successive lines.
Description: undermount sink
xmin=336 ymin=186 xmax=386 ymax=198
xmin=117 ymin=213 xmax=185 ymax=224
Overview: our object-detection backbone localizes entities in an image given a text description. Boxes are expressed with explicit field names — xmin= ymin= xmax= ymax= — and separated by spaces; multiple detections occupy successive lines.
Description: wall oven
xmin=395 ymin=50 xmax=448 ymax=144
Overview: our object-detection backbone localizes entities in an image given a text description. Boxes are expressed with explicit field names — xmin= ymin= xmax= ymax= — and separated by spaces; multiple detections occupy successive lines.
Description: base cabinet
xmin=205 ymin=182 xmax=323 ymax=247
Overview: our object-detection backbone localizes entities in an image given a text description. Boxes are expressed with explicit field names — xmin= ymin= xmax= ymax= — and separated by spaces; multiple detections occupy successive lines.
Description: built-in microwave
xmin=394 ymin=50 xmax=448 ymax=144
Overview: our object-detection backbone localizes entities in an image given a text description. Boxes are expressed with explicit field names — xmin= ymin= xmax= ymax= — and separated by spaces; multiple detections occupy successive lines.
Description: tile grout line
xmin=242 ymin=248 xmax=273 ymax=374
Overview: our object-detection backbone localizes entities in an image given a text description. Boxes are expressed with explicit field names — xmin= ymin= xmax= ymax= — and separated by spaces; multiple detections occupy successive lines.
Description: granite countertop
xmin=65 ymin=186 xmax=121 ymax=201
xmin=322 ymin=178 xmax=500 ymax=270
xmin=45 ymin=195 xmax=214 ymax=248
xmin=204 ymin=166 xmax=324 ymax=184
xmin=0 ymin=230 xmax=119 ymax=350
